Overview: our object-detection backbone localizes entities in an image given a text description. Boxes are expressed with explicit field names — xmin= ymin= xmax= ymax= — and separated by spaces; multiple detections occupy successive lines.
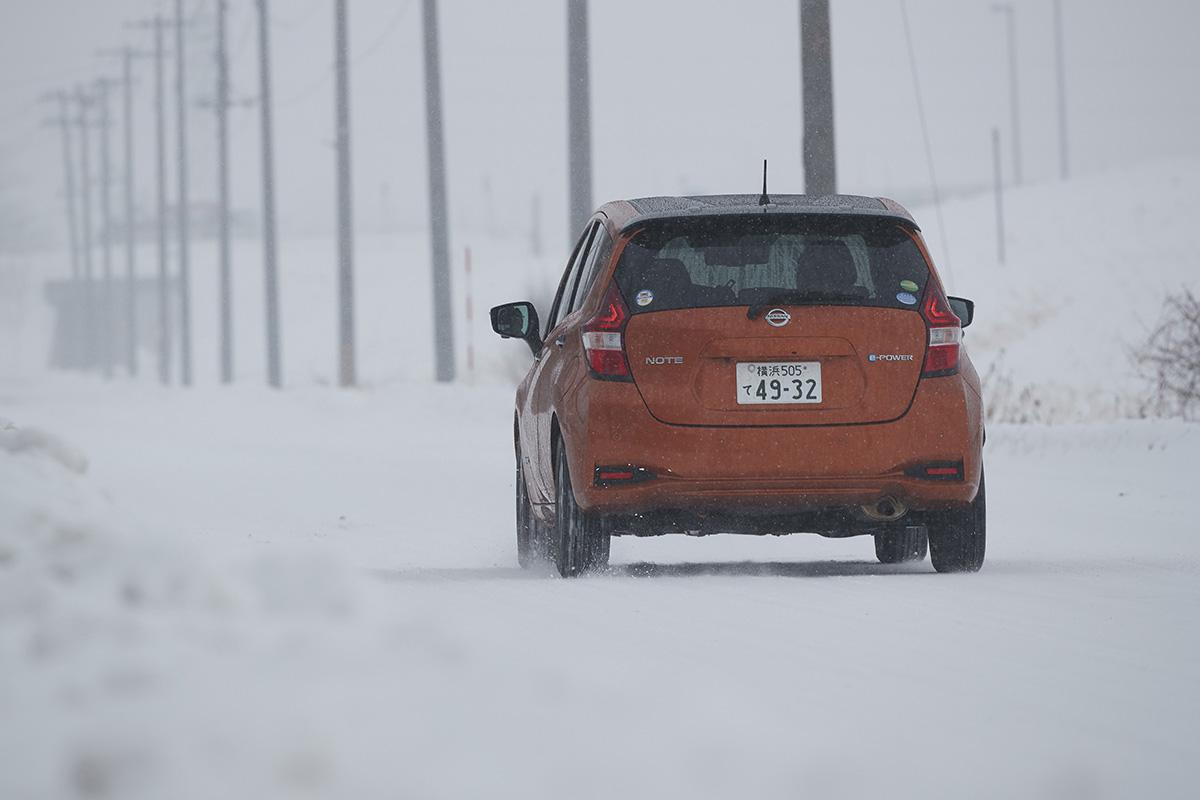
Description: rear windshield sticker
xmin=899 ymin=279 xmax=919 ymax=293
xmin=896 ymin=291 xmax=917 ymax=305
xmin=635 ymin=289 xmax=655 ymax=307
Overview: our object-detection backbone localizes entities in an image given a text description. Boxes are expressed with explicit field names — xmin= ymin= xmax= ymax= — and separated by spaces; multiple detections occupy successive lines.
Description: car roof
xmin=599 ymin=194 xmax=920 ymax=233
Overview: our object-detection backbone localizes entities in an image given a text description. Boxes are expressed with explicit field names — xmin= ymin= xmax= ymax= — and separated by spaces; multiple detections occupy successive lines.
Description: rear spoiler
xmin=619 ymin=205 xmax=922 ymax=235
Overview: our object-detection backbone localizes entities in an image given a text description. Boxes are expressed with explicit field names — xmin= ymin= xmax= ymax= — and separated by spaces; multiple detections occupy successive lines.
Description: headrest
xmin=643 ymin=258 xmax=691 ymax=287
xmin=801 ymin=239 xmax=858 ymax=290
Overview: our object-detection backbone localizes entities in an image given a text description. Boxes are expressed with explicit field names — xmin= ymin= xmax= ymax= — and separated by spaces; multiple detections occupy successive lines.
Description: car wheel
xmin=928 ymin=469 xmax=987 ymax=573
xmin=515 ymin=450 xmax=546 ymax=569
xmin=552 ymin=444 xmax=609 ymax=577
xmin=874 ymin=527 xmax=928 ymax=564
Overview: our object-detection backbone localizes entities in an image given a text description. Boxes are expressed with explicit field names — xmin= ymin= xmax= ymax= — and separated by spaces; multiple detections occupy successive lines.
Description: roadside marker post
xmin=464 ymin=246 xmax=475 ymax=380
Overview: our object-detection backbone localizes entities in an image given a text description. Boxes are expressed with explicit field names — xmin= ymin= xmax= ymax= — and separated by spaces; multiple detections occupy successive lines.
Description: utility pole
xmin=105 ymin=44 xmax=152 ymax=378
xmin=215 ymin=0 xmax=234 ymax=383
xmin=423 ymin=0 xmax=454 ymax=383
xmin=1053 ymin=0 xmax=1070 ymax=180
xmin=992 ymin=3 xmax=1022 ymax=186
xmin=800 ymin=0 xmax=837 ymax=195
xmin=993 ymin=127 xmax=1005 ymax=265
xmin=130 ymin=16 xmax=173 ymax=384
xmin=256 ymin=0 xmax=282 ymax=388
xmin=566 ymin=0 xmax=593 ymax=241
xmin=201 ymin=3 xmax=252 ymax=384
xmin=95 ymin=77 xmax=118 ymax=380
xmin=48 ymin=92 xmax=81 ymax=280
xmin=463 ymin=246 xmax=475 ymax=378
xmin=335 ymin=0 xmax=356 ymax=388
xmin=156 ymin=18 xmax=171 ymax=386
xmin=120 ymin=49 xmax=141 ymax=376
xmin=76 ymin=85 xmax=97 ymax=371
xmin=137 ymin=16 xmax=173 ymax=385
xmin=40 ymin=91 xmax=83 ymax=367
xmin=174 ymin=0 xmax=193 ymax=386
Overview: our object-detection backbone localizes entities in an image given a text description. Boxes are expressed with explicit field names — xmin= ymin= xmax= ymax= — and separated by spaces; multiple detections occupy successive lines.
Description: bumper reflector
xmin=905 ymin=461 xmax=964 ymax=481
xmin=594 ymin=465 xmax=655 ymax=486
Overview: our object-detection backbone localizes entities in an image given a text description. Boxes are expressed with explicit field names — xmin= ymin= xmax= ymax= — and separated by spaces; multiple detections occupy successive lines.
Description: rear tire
xmin=874 ymin=527 xmax=928 ymax=564
xmin=928 ymin=470 xmax=987 ymax=573
xmin=552 ymin=444 xmax=610 ymax=577
xmin=515 ymin=449 xmax=547 ymax=568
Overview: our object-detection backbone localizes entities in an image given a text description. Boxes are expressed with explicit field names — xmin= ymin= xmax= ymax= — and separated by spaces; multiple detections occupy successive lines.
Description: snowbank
xmin=923 ymin=158 xmax=1200 ymax=421
xmin=0 ymin=417 xmax=367 ymax=798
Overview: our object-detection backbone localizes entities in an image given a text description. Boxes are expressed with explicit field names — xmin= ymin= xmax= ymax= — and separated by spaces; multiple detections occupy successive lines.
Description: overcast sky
xmin=2 ymin=0 xmax=1199 ymax=254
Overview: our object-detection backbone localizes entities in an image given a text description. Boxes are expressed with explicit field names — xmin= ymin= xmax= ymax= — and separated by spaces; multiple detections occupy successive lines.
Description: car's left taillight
xmin=920 ymin=286 xmax=962 ymax=378
xmin=582 ymin=283 xmax=632 ymax=381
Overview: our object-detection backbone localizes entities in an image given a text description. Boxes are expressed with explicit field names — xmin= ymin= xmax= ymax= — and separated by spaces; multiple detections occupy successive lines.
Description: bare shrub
xmin=980 ymin=350 xmax=1050 ymax=424
xmin=1133 ymin=288 xmax=1200 ymax=419
xmin=977 ymin=350 xmax=1140 ymax=424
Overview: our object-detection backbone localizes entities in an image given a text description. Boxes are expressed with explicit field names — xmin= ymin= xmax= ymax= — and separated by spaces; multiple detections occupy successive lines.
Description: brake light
xmin=920 ymin=287 xmax=962 ymax=377
xmin=582 ymin=283 xmax=633 ymax=381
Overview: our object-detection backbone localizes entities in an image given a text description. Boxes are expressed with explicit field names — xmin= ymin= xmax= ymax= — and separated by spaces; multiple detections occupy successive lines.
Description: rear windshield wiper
xmin=747 ymin=290 xmax=862 ymax=319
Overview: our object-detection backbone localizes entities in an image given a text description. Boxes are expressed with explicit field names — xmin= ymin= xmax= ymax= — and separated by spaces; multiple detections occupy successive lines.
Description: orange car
xmin=492 ymin=194 xmax=984 ymax=577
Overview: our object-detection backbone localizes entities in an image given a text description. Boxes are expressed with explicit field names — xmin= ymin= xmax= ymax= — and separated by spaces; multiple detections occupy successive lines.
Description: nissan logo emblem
xmin=764 ymin=308 xmax=791 ymax=327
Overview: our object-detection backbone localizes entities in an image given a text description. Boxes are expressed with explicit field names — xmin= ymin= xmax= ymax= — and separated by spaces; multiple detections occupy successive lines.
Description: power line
xmin=899 ymin=0 xmax=952 ymax=283
xmin=991 ymin=3 xmax=1022 ymax=186
xmin=187 ymin=0 xmax=211 ymax=26
xmin=0 ymin=124 xmax=53 ymax=157
xmin=273 ymin=1 xmax=412 ymax=110
xmin=0 ymin=63 xmax=93 ymax=93
xmin=351 ymin=1 xmax=413 ymax=67
xmin=0 ymin=98 xmax=41 ymax=127
xmin=271 ymin=0 xmax=326 ymax=30
xmin=229 ymin=4 xmax=256 ymax=64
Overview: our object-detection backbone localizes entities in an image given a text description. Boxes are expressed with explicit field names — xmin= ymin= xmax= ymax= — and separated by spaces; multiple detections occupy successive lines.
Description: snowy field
xmin=2 ymin=161 xmax=1199 ymax=798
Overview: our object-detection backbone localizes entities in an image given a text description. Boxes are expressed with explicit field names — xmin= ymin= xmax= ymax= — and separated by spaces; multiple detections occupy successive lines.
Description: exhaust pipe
xmin=861 ymin=496 xmax=908 ymax=522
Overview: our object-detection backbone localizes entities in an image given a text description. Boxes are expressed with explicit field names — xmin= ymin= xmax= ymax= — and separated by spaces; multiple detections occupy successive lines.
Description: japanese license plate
xmin=736 ymin=362 xmax=822 ymax=405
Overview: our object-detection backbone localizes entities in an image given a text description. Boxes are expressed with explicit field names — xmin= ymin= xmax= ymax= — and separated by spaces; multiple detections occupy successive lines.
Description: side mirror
xmin=490 ymin=301 xmax=542 ymax=354
xmin=948 ymin=296 xmax=975 ymax=328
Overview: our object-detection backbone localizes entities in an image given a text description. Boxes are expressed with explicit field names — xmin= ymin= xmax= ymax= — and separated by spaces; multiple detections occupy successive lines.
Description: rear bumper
xmin=563 ymin=374 xmax=983 ymax=516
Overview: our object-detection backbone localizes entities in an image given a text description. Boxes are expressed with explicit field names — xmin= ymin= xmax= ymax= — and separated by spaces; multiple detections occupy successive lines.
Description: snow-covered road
xmin=4 ymin=158 xmax=1200 ymax=797
xmin=3 ymin=379 xmax=1197 ymax=799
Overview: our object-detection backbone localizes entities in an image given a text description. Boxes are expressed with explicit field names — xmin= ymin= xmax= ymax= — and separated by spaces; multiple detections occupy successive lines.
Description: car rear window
xmin=614 ymin=215 xmax=931 ymax=314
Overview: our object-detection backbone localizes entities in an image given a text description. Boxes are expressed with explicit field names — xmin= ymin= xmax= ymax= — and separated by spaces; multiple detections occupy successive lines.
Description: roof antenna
xmin=758 ymin=159 xmax=770 ymax=206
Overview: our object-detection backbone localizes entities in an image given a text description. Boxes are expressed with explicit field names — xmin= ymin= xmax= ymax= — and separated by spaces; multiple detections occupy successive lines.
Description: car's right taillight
xmin=920 ymin=286 xmax=962 ymax=378
xmin=582 ymin=283 xmax=633 ymax=381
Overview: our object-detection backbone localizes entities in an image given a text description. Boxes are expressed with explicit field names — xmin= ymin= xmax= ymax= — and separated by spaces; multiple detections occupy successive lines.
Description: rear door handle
xmin=554 ymin=336 xmax=566 ymax=348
